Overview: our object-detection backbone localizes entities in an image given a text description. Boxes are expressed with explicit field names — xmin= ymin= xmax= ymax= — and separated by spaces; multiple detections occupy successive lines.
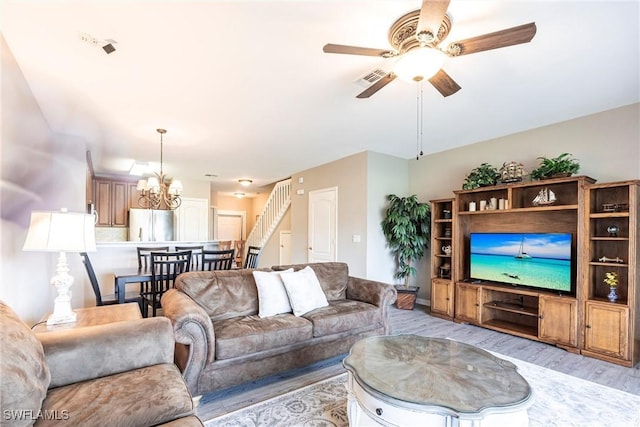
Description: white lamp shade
xmin=136 ymin=179 xmax=149 ymax=191
xmin=168 ymin=180 xmax=183 ymax=195
xmin=23 ymin=210 xmax=96 ymax=253
xmin=147 ymin=177 xmax=160 ymax=192
xmin=394 ymin=48 xmax=446 ymax=82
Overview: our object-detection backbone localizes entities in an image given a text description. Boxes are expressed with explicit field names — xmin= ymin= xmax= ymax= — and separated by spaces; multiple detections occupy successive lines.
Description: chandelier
xmin=136 ymin=128 xmax=183 ymax=210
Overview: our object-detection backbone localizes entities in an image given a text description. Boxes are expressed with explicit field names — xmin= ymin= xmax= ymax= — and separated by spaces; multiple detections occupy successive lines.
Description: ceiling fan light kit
xmin=323 ymin=0 xmax=536 ymax=98
xmin=394 ymin=48 xmax=446 ymax=82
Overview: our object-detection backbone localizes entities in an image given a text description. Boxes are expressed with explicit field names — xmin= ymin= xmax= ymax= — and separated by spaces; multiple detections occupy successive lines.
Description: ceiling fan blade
xmin=416 ymin=0 xmax=451 ymax=39
xmin=447 ymin=22 xmax=537 ymax=56
xmin=356 ymin=73 xmax=397 ymax=98
xmin=428 ymin=69 xmax=461 ymax=97
xmin=323 ymin=43 xmax=394 ymax=57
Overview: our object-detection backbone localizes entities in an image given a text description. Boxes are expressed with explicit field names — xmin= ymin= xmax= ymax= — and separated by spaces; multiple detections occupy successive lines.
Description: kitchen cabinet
xmin=93 ymin=178 xmax=136 ymax=227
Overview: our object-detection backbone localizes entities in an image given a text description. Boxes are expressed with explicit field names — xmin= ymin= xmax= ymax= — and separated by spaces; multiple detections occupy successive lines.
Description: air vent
xmin=355 ymin=69 xmax=388 ymax=88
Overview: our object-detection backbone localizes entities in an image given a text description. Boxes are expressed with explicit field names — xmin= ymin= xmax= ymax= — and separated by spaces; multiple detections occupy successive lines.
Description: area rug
xmin=205 ymin=354 xmax=640 ymax=427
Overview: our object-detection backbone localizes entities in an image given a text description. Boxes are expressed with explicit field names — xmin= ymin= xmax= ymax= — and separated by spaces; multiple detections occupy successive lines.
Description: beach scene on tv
xmin=470 ymin=233 xmax=572 ymax=292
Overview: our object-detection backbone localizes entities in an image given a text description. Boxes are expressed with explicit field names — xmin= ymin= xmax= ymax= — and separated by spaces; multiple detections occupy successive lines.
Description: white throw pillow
xmin=253 ymin=269 xmax=293 ymax=318
xmin=280 ymin=266 xmax=329 ymax=316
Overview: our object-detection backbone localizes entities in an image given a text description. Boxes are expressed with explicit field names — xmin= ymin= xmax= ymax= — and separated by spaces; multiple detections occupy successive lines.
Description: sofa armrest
xmin=38 ymin=317 xmax=175 ymax=388
xmin=161 ymin=288 xmax=215 ymax=396
xmin=346 ymin=277 xmax=397 ymax=334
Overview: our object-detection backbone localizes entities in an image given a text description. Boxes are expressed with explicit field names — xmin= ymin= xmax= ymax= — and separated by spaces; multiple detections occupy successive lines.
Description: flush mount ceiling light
xmin=238 ymin=179 xmax=253 ymax=186
xmin=234 ymin=192 xmax=245 ymax=198
xmin=136 ymin=129 xmax=183 ymax=210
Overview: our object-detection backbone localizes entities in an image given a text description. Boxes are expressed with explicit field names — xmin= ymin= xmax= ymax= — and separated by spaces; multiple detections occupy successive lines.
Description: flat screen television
xmin=469 ymin=232 xmax=573 ymax=294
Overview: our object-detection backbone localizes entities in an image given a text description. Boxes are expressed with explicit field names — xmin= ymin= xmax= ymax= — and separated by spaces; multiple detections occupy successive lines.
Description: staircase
xmin=246 ymin=178 xmax=291 ymax=250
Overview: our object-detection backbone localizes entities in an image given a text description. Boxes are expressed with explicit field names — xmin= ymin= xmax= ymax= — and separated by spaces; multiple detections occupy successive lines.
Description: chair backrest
xmin=137 ymin=246 xmax=169 ymax=270
xmin=243 ymin=246 xmax=261 ymax=269
xmin=218 ymin=240 xmax=232 ymax=251
xmin=150 ymin=251 xmax=192 ymax=297
xmin=233 ymin=240 xmax=246 ymax=267
xmin=175 ymin=245 xmax=204 ymax=270
xmin=202 ymin=249 xmax=235 ymax=271
xmin=80 ymin=252 xmax=106 ymax=306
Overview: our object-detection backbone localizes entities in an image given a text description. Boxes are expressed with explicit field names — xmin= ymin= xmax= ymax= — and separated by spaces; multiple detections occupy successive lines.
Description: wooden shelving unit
xmin=447 ymin=176 xmax=595 ymax=353
xmin=582 ymin=180 xmax=639 ymax=367
xmin=432 ymin=175 xmax=639 ymax=366
xmin=430 ymin=198 xmax=455 ymax=320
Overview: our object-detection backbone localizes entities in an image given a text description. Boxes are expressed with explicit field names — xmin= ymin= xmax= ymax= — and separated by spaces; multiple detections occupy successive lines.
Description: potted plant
xmin=381 ymin=194 xmax=431 ymax=309
xmin=530 ymin=153 xmax=580 ymax=180
xmin=604 ymin=271 xmax=619 ymax=302
xmin=462 ymin=163 xmax=500 ymax=190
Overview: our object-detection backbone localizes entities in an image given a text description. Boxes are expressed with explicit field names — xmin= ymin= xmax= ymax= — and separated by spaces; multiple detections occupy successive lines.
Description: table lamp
xmin=23 ymin=209 xmax=97 ymax=325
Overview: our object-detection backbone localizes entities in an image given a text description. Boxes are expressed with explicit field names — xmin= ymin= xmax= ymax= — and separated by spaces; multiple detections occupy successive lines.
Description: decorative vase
xmin=607 ymin=286 xmax=618 ymax=302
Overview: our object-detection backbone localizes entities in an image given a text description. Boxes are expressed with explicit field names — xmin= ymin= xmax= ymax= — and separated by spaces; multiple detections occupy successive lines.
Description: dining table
xmin=112 ymin=267 xmax=154 ymax=304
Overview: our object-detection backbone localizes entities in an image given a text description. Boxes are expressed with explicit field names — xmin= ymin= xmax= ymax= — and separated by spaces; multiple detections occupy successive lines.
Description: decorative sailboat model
xmin=532 ymin=188 xmax=556 ymax=206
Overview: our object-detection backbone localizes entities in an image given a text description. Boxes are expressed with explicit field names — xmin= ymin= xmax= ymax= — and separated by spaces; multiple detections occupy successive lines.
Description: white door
xmin=217 ymin=210 xmax=246 ymax=240
xmin=280 ymin=230 xmax=291 ymax=265
xmin=308 ymin=187 xmax=337 ymax=263
xmin=175 ymin=198 xmax=209 ymax=241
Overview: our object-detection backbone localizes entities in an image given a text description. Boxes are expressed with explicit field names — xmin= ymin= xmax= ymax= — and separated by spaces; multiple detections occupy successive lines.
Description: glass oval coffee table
xmin=343 ymin=335 xmax=533 ymax=427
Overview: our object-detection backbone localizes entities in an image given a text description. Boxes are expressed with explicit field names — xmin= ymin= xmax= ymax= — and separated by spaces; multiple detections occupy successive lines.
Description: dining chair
xmin=136 ymin=246 xmax=170 ymax=270
xmin=243 ymin=246 xmax=262 ymax=269
xmin=140 ymin=250 xmax=191 ymax=317
xmin=233 ymin=240 xmax=246 ymax=268
xmin=218 ymin=240 xmax=232 ymax=251
xmin=80 ymin=252 xmax=141 ymax=307
xmin=202 ymin=249 xmax=235 ymax=271
xmin=175 ymin=245 xmax=204 ymax=270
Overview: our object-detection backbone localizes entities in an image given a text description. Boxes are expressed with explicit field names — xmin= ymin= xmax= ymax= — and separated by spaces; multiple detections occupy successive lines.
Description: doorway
xmin=215 ymin=210 xmax=246 ymax=241
xmin=308 ymin=187 xmax=337 ymax=263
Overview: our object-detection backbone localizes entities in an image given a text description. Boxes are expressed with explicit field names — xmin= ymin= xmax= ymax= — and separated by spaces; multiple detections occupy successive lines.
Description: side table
xmin=32 ymin=303 xmax=142 ymax=333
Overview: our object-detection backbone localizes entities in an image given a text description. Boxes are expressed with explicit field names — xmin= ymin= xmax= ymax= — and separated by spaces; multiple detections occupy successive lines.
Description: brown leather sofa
xmin=161 ymin=262 xmax=397 ymax=397
xmin=0 ymin=301 xmax=202 ymax=427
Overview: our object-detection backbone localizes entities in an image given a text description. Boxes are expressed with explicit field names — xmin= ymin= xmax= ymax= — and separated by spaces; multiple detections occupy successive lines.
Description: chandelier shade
xmin=136 ymin=129 xmax=183 ymax=210
xmin=394 ymin=48 xmax=446 ymax=82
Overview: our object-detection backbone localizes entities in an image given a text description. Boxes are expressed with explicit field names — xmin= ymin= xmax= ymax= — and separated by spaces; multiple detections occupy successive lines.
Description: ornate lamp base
xmin=47 ymin=251 xmax=77 ymax=325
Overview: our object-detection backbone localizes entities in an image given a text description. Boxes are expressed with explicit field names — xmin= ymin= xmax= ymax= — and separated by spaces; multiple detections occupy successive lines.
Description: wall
xmin=366 ymin=152 xmax=409 ymax=283
xmin=289 ymin=151 xmax=408 ymax=281
xmin=290 ymin=152 xmax=368 ymax=277
xmin=409 ymin=103 xmax=640 ymax=303
xmin=1 ymin=35 xmax=87 ymax=324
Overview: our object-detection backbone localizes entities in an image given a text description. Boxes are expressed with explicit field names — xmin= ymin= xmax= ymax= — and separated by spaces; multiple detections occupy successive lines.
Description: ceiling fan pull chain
xmin=416 ymin=81 xmax=425 ymax=160
xmin=416 ymin=82 xmax=421 ymax=160
xmin=419 ymin=80 xmax=424 ymax=158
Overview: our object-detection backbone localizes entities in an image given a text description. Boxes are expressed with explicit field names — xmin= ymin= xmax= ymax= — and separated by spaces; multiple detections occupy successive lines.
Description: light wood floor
xmin=196 ymin=304 xmax=640 ymax=421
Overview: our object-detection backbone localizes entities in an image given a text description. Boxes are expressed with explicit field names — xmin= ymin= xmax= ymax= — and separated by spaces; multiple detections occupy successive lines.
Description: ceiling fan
xmin=323 ymin=0 xmax=536 ymax=98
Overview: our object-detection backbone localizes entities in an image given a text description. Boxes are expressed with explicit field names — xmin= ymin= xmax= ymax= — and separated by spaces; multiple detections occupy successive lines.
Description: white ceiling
xmin=2 ymin=1 xmax=638 ymax=196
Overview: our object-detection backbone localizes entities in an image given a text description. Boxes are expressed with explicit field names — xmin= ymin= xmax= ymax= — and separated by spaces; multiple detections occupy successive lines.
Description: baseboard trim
xmin=417 ymin=297 xmax=429 ymax=307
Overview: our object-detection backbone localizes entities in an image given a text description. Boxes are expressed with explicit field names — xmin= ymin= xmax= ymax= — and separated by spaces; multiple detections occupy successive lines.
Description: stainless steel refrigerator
xmin=128 ymin=209 xmax=175 ymax=242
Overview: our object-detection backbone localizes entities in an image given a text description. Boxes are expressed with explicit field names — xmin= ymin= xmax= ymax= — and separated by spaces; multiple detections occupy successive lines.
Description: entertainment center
xmin=430 ymin=176 xmax=639 ymax=367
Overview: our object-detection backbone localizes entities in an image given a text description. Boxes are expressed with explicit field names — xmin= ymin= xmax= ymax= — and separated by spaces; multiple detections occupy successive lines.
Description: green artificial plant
xmin=530 ymin=153 xmax=580 ymax=180
xmin=381 ymin=194 xmax=431 ymax=284
xmin=462 ymin=163 xmax=500 ymax=190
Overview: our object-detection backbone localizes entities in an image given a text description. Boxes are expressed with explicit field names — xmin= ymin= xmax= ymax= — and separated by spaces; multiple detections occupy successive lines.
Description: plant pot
xmin=395 ymin=286 xmax=419 ymax=310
